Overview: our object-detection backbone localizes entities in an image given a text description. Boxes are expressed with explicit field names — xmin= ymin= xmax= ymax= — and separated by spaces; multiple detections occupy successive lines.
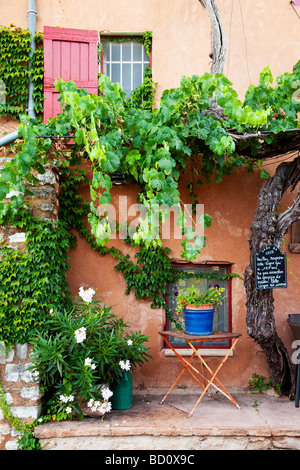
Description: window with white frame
xmin=166 ymin=264 xmax=232 ymax=349
xmin=102 ymin=40 xmax=150 ymax=98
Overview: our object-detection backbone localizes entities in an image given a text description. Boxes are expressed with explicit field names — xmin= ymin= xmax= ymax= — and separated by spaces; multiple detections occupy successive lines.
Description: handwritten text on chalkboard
xmin=254 ymin=246 xmax=287 ymax=290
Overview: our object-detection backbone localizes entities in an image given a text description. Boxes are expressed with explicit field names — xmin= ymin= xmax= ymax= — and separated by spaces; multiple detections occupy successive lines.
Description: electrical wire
xmin=290 ymin=0 xmax=300 ymax=20
xmin=238 ymin=0 xmax=252 ymax=86
xmin=226 ymin=0 xmax=234 ymax=77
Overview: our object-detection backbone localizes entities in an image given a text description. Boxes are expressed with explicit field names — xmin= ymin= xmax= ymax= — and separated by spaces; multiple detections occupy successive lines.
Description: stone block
xmin=20 ymin=386 xmax=42 ymax=401
xmin=10 ymin=404 xmax=42 ymax=420
xmin=5 ymin=440 xmax=19 ymax=450
xmin=8 ymin=232 xmax=26 ymax=243
xmin=16 ymin=343 xmax=28 ymax=360
xmin=5 ymin=364 xmax=20 ymax=382
xmin=0 ymin=344 xmax=14 ymax=364
xmin=34 ymin=172 xmax=56 ymax=186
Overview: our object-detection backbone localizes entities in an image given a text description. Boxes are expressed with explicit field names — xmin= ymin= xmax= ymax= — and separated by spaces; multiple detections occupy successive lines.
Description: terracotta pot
xmin=184 ymin=303 xmax=214 ymax=311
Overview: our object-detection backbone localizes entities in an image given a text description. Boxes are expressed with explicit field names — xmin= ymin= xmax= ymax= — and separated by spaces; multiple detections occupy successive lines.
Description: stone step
xmin=34 ymin=390 xmax=300 ymax=451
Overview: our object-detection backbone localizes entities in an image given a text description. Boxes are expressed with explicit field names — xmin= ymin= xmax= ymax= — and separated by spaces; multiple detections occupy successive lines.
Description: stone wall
xmin=0 ymin=144 xmax=60 ymax=450
xmin=0 ymin=343 xmax=42 ymax=450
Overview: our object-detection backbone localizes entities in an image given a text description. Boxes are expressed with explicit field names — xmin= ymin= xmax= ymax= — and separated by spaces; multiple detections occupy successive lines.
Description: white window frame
xmin=101 ymin=39 xmax=150 ymax=97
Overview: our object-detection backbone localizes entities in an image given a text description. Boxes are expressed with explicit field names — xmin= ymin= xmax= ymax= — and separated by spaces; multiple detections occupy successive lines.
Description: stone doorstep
xmin=34 ymin=389 xmax=300 ymax=445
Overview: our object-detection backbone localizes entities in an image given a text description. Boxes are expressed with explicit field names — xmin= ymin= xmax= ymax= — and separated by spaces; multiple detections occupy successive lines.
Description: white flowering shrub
xmin=30 ymin=288 xmax=151 ymax=421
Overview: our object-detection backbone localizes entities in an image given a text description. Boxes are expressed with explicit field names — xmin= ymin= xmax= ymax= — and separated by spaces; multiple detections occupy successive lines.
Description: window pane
xmin=103 ymin=42 xmax=110 ymax=61
xmin=122 ymin=63 xmax=131 ymax=97
xmin=111 ymin=63 xmax=120 ymax=83
xmin=133 ymin=42 xmax=142 ymax=61
xmin=111 ymin=43 xmax=120 ymax=61
xmin=122 ymin=42 xmax=131 ymax=61
xmin=133 ymin=63 xmax=142 ymax=89
xmin=102 ymin=39 xmax=151 ymax=96
xmin=167 ymin=265 xmax=230 ymax=348
xmin=143 ymin=47 xmax=149 ymax=61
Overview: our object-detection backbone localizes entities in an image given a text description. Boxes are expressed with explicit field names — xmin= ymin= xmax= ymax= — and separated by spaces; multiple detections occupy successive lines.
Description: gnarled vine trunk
xmin=244 ymin=155 xmax=300 ymax=396
xmin=199 ymin=0 xmax=226 ymax=74
xmin=200 ymin=0 xmax=300 ymax=395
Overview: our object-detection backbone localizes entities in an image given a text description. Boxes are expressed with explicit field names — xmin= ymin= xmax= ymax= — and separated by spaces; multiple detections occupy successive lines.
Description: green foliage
xmin=115 ymin=240 xmax=175 ymax=308
xmin=31 ymin=32 xmax=45 ymax=115
xmin=244 ymin=64 xmax=300 ymax=135
xmin=0 ymin=62 xmax=299 ymax=331
xmin=29 ymin=291 xmax=151 ymax=420
xmin=0 ymin=381 xmax=41 ymax=450
xmin=0 ymin=212 xmax=73 ymax=349
xmin=174 ymin=284 xmax=226 ymax=315
xmin=2 ymin=62 xmax=299 ymax=261
xmin=248 ymin=373 xmax=272 ymax=392
xmin=0 ymin=24 xmax=44 ymax=117
xmin=130 ymin=67 xmax=157 ymax=111
xmin=142 ymin=30 xmax=152 ymax=57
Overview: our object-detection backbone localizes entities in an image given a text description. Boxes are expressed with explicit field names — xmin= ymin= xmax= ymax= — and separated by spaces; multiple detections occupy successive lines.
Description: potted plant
xmin=29 ymin=286 xmax=152 ymax=421
xmin=174 ymin=284 xmax=226 ymax=335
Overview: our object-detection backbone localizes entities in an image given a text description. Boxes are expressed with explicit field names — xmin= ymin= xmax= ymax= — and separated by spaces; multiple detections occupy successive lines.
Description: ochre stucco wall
xmin=2 ymin=0 xmax=300 ymax=388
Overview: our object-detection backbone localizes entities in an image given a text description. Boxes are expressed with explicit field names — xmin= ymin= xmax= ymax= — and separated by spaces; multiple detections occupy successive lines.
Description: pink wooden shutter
xmin=44 ymin=26 xmax=99 ymax=122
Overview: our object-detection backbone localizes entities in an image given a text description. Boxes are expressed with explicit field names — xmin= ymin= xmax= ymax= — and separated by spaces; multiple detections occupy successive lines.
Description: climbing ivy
xmin=0 ymin=210 xmax=74 ymax=349
xmin=0 ymin=24 xmax=44 ymax=117
xmin=56 ymin=163 xmax=241 ymax=329
xmin=100 ymin=31 xmax=156 ymax=110
xmin=1 ymin=61 xmax=299 ymax=264
xmin=0 ymin=61 xmax=299 ymax=331
xmin=0 ymin=381 xmax=41 ymax=450
xmin=131 ymin=67 xmax=157 ymax=111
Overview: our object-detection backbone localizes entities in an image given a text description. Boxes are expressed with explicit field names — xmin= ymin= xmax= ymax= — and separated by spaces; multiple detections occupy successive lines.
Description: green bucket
xmin=111 ymin=371 xmax=133 ymax=410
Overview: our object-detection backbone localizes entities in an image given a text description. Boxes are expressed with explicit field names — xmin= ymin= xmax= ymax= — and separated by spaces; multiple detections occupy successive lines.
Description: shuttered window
xmin=43 ymin=26 xmax=99 ymax=122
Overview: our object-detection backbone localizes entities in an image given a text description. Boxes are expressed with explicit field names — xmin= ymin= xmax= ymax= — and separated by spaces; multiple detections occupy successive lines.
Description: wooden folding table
xmin=159 ymin=330 xmax=242 ymax=417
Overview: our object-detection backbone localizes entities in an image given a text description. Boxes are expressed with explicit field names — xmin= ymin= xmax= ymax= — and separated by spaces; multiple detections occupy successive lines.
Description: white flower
xmin=75 ymin=327 xmax=86 ymax=343
xmin=79 ymin=286 xmax=95 ymax=303
xmin=86 ymin=398 xmax=112 ymax=414
xmin=66 ymin=406 xmax=72 ymax=414
xmin=119 ymin=359 xmax=131 ymax=371
xmin=59 ymin=394 xmax=74 ymax=403
xmin=85 ymin=357 xmax=96 ymax=369
xmin=101 ymin=386 xmax=113 ymax=401
xmin=100 ymin=401 xmax=112 ymax=413
xmin=127 ymin=339 xmax=133 ymax=346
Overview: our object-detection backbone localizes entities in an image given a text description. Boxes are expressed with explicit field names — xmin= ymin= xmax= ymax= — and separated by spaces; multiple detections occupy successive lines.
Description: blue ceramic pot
xmin=183 ymin=307 xmax=215 ymax=335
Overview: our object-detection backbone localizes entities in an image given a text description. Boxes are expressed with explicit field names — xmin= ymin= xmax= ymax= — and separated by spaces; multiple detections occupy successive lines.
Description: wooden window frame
xmin=289 ymin=221 xmax=300 ymax=253
xmin=165 ymin=263 xmax=233 ymax=352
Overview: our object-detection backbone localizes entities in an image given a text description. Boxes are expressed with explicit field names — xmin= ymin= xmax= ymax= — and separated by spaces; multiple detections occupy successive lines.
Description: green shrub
xmin=29 ymin=288 xmax=151 ymax=420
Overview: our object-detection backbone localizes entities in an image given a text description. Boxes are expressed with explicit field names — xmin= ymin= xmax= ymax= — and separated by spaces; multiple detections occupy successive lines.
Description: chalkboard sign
xmin=254 ymin=246 xmax=287 ymax=290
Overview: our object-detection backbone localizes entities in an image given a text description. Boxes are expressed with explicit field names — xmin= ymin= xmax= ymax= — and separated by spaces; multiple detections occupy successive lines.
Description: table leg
xmin=160 ymin=336 xmax=207 ymax=405
xmin=187 ymin=338 xmax=241 ymax=416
